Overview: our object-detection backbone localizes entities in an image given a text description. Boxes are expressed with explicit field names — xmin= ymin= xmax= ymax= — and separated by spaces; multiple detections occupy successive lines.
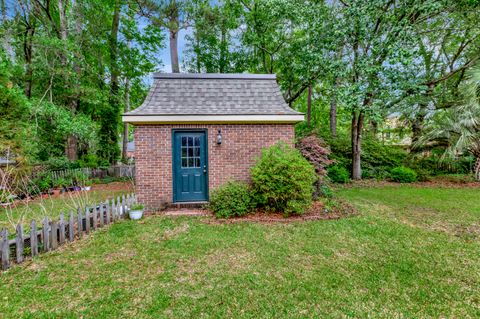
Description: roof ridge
xmin=152 ymin=73 xmax=276 ymax=80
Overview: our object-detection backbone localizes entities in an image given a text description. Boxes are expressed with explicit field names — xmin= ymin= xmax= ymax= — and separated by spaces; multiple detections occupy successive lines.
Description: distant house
xmin=122 ymin=73 xmax=304 ymax=210
xmin=126 ymin=141 xmax=135 ymax=159
xmin=378 ymin=116 xmax=412 ymax=147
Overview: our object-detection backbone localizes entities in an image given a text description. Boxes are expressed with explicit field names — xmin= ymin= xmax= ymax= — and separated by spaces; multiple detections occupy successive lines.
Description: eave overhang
xmin=122 ymin=114 xmax=305 ymax=124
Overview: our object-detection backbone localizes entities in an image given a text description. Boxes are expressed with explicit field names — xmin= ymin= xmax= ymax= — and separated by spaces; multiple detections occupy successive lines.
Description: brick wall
xmin=134 ymin=124 xmax=295 ymax=211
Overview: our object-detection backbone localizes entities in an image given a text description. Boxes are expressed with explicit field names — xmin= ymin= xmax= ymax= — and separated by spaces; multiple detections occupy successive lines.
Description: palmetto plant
xmin=421 ymin=65 xmax=480 ymax=180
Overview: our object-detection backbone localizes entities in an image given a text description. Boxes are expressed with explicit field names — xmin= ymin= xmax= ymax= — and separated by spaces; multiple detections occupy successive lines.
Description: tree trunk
xmin=110 ymin=0 xmax=120 ymax=89
xmin=100 ymin=0 xmax=121 ymax=164
xmin=23 ymin=25 xmax=34 ymax=98
xmin=411 ymin=110 xmax=426 ymax=150
xmin=170 ymin=29 xmax=180 ymax=73
xmin=1 ymin=0 xmax=14 ymax=63
xmin=219 ymin=23 xmax=227 ymax=73
xmin=475 ymin=156 xmax=480 ymax=181
xmin=58 ymin=0 xmax=79 ymax=160
xmin=122 ymin=75 xmax=130 ymax=162
xmin=195 ymin=31 xmax=201 ymax=73
xmin=306 ymin=85 xmax=312 ymax=126
xmin=57 ymin=0 xmax=68 ymax=66
xmin=411 ymin=84 xmax=433 ymax=151
xmin=65 ymin=136 xmax=78 ymax=161
xmin=351 ymin=110 xmax=364 ymax=180
xmin=330 ymin=77 xmax=339 ymax=137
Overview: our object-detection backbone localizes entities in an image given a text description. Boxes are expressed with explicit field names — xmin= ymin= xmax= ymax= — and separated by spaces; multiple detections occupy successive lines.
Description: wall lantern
xmin=216 ymin=129 xmax=222 ymax=145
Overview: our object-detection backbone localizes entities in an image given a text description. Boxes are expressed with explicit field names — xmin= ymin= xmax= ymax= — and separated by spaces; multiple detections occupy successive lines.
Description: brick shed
xmin=122 ymin=73 xmax=304 ymax=211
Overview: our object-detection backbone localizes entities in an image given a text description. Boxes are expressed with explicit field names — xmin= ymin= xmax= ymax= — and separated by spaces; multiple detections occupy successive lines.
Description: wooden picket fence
xmin=50 ymin=165 xmax=135 ymax=181
xmin=0 ymin=193 xmax=136 ymax=271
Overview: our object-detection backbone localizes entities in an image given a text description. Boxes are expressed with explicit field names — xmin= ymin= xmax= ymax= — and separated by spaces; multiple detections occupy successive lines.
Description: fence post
xmin=122 ymin=196 xmax=126 ymax=218
xmin=0 ymin=228 xmax=9 ymax=270
xmin=69 ymin=211 xmax=75 ymax=242
xmin=50 ymin=221 xmax=58 ymax=250
xmin=99 ymin=202 xmax=104 ymax=227
xmin=111 ymin=198 xmax=116 ymax=221
xmin=92 ymin=203 xmax=98 ymax=230
xmin=112 ymin=197 xmax=120 ymax=221
xmin=116 ymin=196 xmax=121 ymax=220
xmin=42 ymin=217 xmax=50 ymax=252
xmin=59 ymin=213 xmax=65 ymax=245
xmin=31 ymin=220 xmax=38 ymax=257
xmin=77 ymin=207 xmax=83 ymax=236
xmin=15 ymin=223 xmax=24 ymax=263
xmin=106 ymin=200 xmax=111 ymax=224
xmin=85 ymin=206 xmax=90 ymax=234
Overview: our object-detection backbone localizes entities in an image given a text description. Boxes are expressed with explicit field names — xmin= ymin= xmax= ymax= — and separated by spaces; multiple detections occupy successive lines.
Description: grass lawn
xmin=1 ymin=185 xmax=479 ymax=318
xmin=0 ymin=181 xmax=134 ymax=232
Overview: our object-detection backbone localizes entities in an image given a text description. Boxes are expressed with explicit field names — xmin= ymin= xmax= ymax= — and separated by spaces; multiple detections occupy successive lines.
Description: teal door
xmin=173 ymin=130 xmax=208 ymax=202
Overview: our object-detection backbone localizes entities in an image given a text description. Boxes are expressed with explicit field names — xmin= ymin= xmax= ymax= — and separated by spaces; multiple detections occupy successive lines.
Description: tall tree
xmin=137 ymin=0 xmax=190 ymax=73
xmin=332 ymin=0 xmax=441 ymax=179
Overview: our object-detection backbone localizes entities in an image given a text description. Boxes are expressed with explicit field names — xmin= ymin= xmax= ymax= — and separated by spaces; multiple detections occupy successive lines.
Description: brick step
xmin=169 ymin=201 xmax=208 ymax=209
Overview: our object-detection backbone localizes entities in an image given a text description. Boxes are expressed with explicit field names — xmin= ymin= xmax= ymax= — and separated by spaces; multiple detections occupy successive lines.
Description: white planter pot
xmin=129 ymin=209 xmax=144 ymax=220
xmin=82 ymin=186 xmax=92 ymax=191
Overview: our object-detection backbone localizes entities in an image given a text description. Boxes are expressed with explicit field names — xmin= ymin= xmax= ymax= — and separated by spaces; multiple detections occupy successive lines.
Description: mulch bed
xmin=203 ymin=199 xmax=358 ymax=224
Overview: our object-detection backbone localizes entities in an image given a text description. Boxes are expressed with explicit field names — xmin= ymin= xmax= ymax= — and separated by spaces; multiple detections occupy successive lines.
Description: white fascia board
xmin=122 ymin=114 xmax=305 ymax=124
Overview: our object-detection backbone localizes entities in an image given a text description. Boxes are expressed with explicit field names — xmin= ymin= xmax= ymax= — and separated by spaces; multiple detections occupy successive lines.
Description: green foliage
xmin=72 ymin=172 xmax=89 ymax=184
xmin=44 ymin=157 xmax=77 ymax=170
xmin=77 ymin=154 xmax=100 ymax=168
xmin=53 ymin=177 xmax=68 ymax=189
xmin=318 ymin=184 xmax=334 ymax=198
xmin=327 ymin=165 xmax=350 ymax=183
xmin=0 ymin=62 xmax=30 ymax=159
xmin=251 ymin=143 xmax=316 ymax=216
xmin=390 ymin=166 xmax=418 ymax=183
xmin=131 ymin=204 xmax=145 ymax=211
xmin=326 ymin=133 xmax=410 ymax=180
xmin=208 ymin=181 xmax=254 ymax=218
xmin=31 ymin=172 xmax=54 ymax=193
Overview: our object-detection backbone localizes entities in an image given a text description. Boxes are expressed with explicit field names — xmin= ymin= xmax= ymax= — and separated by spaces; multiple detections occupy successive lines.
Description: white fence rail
xmin=0 ymin=193 xmax=136 ymax=271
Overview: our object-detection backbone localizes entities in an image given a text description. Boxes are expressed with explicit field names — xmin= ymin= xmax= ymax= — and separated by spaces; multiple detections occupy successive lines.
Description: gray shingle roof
xmin=124 ymin=73 xmax=301 ymax=116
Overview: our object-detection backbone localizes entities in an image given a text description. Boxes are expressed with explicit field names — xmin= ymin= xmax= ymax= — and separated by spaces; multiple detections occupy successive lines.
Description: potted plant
xmin=73 ymin=172 xmax=88 ymax=191
xmin=52 ymin=177 xmax=67 ymax=196
xmin=129 ymin=203 xmax=144 ymax=220
xmin=0 ymin=190 xmax=15 ymax=207
xmin=82 ymin=179 xmax=93 ymax=191
xmin=37 ymin=174 xmax=52 ymax=198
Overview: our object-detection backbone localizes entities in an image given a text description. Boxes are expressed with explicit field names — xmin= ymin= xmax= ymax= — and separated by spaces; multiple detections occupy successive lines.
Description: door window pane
xmin=180 ymin=134 xmax=201 ymax=168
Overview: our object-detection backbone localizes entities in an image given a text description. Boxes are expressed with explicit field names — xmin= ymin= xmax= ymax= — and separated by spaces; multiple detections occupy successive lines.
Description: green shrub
xmin=131 ymin=204 xmax=145 ymax=210
xmin=327 ymin=165 xmax=350 ymax=183
xmin=77 ymin=154 xmax=99 ymax=168
xmin=390 ymin=166 xmax=417 ymax=183
xmin=44 ymin=157 xmax=75 ymax=170
xmin=208 ymin=181 xmax=254 ymax=218
xmin=53 ymin=177 xmax=68 ymax=188
xmin=318 ymin=184 xmax=334 ymax=198
xmin=326 ymin=134 xmax=408 ymax=180
xmin=251 ymin=143 xmax=316 ymax=216
xmin=32 ymin=171 xmax=53 ymax=193
xmin=72 ymin=172 xmax=89 ymax=184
